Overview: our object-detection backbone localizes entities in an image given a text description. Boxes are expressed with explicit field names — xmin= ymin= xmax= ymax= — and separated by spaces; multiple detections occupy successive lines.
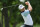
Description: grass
xmin=0 ymin=9 xmax=1 ymax=23
xmin=34 ymin=24 xmax=40 ymax=27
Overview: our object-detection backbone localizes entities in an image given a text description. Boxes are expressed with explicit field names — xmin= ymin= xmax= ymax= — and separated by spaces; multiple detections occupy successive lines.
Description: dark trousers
xmin=24 ymin=24 xmax=33 ymax=27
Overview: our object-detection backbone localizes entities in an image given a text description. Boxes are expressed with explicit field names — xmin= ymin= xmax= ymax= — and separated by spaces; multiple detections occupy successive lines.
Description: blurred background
xmin=0 ymin=0 xmax=40 ymax=27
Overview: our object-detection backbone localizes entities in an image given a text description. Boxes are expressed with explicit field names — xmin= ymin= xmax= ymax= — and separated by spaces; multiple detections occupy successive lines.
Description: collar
xmin=21 ymin=11 xmax=25 ymax=13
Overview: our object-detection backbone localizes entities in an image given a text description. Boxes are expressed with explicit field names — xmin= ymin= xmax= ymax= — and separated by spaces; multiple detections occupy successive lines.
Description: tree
xmin=1 ymin=0 xmax=19 ymax=27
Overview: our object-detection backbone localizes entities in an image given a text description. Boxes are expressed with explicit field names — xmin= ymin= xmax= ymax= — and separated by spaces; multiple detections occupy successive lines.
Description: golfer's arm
xmin=28 ymin=3 xmax=32 ymax=12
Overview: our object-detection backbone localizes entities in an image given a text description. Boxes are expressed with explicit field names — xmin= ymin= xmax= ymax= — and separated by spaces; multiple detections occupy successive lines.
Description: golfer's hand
xmin=25 ymin=1 xmax=30 ymax=5
xmin=25 ymin=1 xmax=32 ymax=12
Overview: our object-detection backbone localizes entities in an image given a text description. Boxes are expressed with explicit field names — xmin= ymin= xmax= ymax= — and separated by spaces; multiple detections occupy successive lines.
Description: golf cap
xmin=18 ymin=4 xmax=25 ymax=10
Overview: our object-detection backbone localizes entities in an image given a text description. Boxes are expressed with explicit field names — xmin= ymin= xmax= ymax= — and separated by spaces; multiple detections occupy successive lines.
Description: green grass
xmin=0 ymin=8 xmax=1 ymax=23
xmin=34 ymin=24 xmax=40 ymax=27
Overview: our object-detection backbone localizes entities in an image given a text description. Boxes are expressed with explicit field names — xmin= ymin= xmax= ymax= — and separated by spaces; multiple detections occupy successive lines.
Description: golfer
xmin=18 ymin=1 xmax=33 ymax=27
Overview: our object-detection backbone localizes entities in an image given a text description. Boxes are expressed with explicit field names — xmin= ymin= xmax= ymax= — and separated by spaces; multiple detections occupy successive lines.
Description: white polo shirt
xmin=21 ymin=10 xmax=33 ymax=25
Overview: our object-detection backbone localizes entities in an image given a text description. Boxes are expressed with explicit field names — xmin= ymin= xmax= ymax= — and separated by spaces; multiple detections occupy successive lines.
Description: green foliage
xmin=30 ymin=0 xmax=40 ymax=24
xmin=0 ymin=0 xmax=40 ymax=25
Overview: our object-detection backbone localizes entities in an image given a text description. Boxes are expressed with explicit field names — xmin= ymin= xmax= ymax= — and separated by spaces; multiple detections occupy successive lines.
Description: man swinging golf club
xmin=18 ymin=1 xmax=33 ymax=27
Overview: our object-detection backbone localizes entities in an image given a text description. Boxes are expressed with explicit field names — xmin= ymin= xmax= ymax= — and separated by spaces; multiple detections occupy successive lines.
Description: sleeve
xmin=23 ymin=10 xmax=30 ymax=17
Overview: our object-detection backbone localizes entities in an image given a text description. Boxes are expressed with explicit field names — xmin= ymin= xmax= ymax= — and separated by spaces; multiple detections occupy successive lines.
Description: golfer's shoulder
xmin=25 ymin=9 xmax=30 ymax=13
xmin=25 ymin=9 xmax=29 ymax=12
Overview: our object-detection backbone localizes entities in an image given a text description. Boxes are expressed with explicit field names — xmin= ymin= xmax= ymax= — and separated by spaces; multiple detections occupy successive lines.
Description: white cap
xmin=18 ymin=4 xmax=25 ymax=10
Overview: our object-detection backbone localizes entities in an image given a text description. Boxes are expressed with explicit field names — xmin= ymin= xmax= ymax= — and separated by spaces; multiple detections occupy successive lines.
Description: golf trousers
xmin=24 ymin=24 xmax=33 ymax=27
